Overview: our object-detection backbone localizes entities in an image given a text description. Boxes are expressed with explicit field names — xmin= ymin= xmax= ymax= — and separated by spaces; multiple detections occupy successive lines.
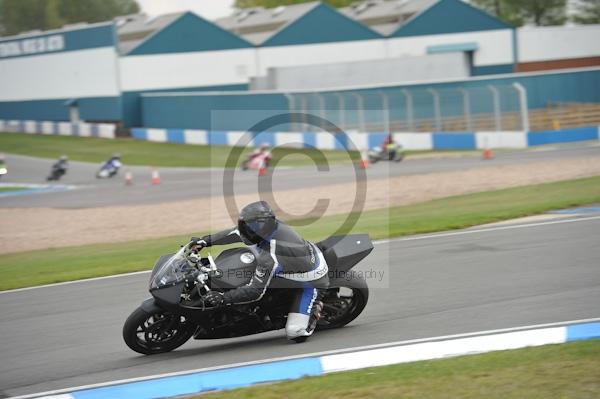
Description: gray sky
xmin=136 ymin=0 xmax=235 ymax=20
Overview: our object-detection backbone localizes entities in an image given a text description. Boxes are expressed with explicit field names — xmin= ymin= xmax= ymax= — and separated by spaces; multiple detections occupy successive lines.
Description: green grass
xmin=194 ymin=340 xmax=600 ymax=399
xmin=0 ymin=186 xmax=28 ymax=193
xmin=0 ymin=132 xmax=354 ymax=167
xmin=1 ymin=176 xmax=599 ymax=290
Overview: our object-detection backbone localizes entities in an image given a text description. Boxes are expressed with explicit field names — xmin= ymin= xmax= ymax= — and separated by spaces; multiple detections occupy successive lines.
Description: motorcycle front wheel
xmin=123 ymin=307 xmax=194 ymax=355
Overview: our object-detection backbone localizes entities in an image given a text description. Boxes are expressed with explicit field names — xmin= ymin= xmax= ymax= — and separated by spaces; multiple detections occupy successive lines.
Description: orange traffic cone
xmin=151 ymin=168 xmax=161 ymax=185
xmin=124 ymin=170 xmax=133 ymax=185
xmin=482 ymin=148 xmax=493 ymax=160
xmin=258 ymin=160 xmax=268 ymax=177
xmin=359 ymin=148 xmax=370 ymax=169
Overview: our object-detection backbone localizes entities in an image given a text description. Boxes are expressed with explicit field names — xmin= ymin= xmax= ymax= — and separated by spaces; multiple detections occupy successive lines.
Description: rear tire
xmin=123 ymin=307 xmax=194 ymax=355
xmin=317 ymin=274 xmax=369 ymax=330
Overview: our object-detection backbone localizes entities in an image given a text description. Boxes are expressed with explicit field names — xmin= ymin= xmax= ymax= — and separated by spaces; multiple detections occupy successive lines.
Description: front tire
xmin=123 ymin=307 xmax=194 ymax=355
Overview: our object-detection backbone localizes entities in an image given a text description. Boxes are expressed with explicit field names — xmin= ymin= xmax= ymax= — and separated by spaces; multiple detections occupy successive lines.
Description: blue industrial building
xmin=0 ymin=0 xmax=599 ymax=132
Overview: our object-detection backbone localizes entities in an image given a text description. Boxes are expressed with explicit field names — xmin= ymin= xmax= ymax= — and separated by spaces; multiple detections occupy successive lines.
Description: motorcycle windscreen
xmin=149 ymin=247 xmax=194 ymax=290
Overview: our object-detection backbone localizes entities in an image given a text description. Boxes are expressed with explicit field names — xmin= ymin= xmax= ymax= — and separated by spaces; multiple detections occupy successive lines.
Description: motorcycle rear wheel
xmin=123 ymin=307 xmax=194 ymax=355
xmin=317 ymin=275 xmax=368 ymax=330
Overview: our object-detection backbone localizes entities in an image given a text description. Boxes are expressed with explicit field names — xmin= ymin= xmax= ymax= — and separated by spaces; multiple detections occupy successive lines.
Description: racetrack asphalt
xmin=1 ymin=212 xmax=598 ymax=397
xmin=1 ymin=142 xmax=599 ymax=209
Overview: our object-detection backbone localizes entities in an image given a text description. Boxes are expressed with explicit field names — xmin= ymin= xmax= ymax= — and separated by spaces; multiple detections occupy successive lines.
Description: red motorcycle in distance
xmin=242 ymin=146 xmax=272 ymax=172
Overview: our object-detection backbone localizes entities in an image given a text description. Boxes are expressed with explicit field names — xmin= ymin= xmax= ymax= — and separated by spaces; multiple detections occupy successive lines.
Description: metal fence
xmin=285 ymin=83 xmax=529 ymax=133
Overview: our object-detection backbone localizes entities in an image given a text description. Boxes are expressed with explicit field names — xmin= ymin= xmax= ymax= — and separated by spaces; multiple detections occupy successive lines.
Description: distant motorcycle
xmin=47 ymin=157 xmax=68 ymax=181
xmin=242 ymin=150 xmax=272 ymax=171
xmin=368 ymin=142 xmax=404 ymax=164
xmin=47 ymin=166 xmax=67 ymax=181
xmin=96 ymin=159 xmax=121 ymax=179
xmin=0 ymin=162 xmax=6 ymax=179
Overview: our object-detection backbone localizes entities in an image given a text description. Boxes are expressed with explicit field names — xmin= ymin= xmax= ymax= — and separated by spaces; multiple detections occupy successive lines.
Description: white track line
xmin=9 ymin=316 xmax=600 ymax=399
xmin=373 ymin=214 xmax=600 ymax=245
xmin=0 ymin=270 xmax=150 ymax=295
xmin=2 ymin=214 xmax=599 ymax=295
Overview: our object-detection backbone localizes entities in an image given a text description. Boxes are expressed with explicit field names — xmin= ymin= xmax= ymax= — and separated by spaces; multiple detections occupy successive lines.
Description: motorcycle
xmin=96 ymin=161 xmax=121 ymax=178
xmin=47 ymin=164 xmax=67 ymax=181
xmin=368 ymin=143 xmax=404 ymax=164
xmin=123 ymin=234 xmax=373 ymax=354
xmin=242 ymin=151 xmax=271 ymax=171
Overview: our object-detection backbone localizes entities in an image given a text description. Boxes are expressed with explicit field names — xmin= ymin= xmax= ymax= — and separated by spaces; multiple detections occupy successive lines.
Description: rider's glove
xmin=203 ymin=291 xmax=225 ymax=307
xmin=190 ymin=237 xmax=208 ymax=248
xmin=184 ymin=237 xmax=207 ymax=257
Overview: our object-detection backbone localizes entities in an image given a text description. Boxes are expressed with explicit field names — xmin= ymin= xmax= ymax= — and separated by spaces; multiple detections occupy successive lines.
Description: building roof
xmin=114 ymin=0 xmax=510 ymax=52
xmin=115 ymin=12 xmax=185 ymax=54
xmin=340 ymin=0 xmax=438 ymax=36
xmin=116 ymin=11 xmax=252 ymax=55
xmin=216 ymin=2 xmax=320 ymax=45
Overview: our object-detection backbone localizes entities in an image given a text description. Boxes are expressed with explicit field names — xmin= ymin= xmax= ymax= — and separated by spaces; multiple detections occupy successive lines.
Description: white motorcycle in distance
xmin=0 ymin=155 xmax=7 ymax=179
xmin=368 ymin=142 xmax=405 ymax=164
xmin=96 ymin=155 xmax=122 ymax=179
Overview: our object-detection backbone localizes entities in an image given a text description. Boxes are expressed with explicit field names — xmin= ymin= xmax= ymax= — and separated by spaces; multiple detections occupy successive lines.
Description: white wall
xmin=518 ymin=25 xmax=600 ymax=63
xmin=266 ymin=52 xmax=470 ymax=90
xmin=256 ymin=39 xmax=388 ymax=76
xmin=0 ymin=47 xmax=120 ymax=101
xmin=387 ymin=29 xmax=514 ymax=67
xmin=119 ymin=48 xmax=256 ymax=91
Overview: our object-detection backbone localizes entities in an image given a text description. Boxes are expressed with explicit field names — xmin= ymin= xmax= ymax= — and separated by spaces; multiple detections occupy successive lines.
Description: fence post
xmin=284 ymin=93 xmax=296 ymax=131
xmin=458 ymin=88 xmax=472 ymax=132
xmin=335 ymin=92 xmax=346 ymax=131
xmin=488 ymin=85 xmax=502 ymax=132
xmin=378 ymin=91 xmax=390 ymax=134
xmin=512 ymin=82 xmax=530 ymax=132
xmin=401 ymin=89 xmax=414 ymax=131
xmin=314 ymin=92 xmax=326 ymax=130
xmin=428 ymin=89 xmax=441 ymax=131
xmin=352 ymin=92 xmax=366 ymax=133
xmin=300 ymin=95 xmax=309 ymax=131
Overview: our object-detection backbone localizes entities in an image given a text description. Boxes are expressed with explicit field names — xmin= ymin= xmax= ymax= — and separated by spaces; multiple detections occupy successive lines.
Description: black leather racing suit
xmin=201 ymin=221 xmax=329 ymax=338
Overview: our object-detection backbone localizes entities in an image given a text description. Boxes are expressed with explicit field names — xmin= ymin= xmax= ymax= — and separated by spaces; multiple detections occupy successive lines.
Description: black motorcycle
xmin=47 ymin=164 xmax=67 ymax=181
xmin=123 ymin=234 xmax=373 ymax=354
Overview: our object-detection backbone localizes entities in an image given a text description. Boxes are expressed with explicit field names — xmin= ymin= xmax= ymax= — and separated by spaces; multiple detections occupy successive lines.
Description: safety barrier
xmin=17 ymin=319 xmax=600 ymax=399
xmin=130 ymin=126 xmax=600 ymax=151
xmin=0 ymin=120 xmax=116 ymax=139
xmin=2 ymin=121 xmax=597 ymax=150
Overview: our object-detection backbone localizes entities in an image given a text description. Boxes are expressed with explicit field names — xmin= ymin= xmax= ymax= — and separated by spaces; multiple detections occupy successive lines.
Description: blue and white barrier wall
xmin=21 ymin=319 xmax=600 ymax=399
xmin=0 ymin=119 xmax=116 ymax=139
xmin=130 ymin=126 xmax=600 ymax=151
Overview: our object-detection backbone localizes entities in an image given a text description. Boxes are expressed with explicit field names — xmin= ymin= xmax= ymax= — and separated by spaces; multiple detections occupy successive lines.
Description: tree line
xmin=0 ymin=0 xmax=139 ymax=36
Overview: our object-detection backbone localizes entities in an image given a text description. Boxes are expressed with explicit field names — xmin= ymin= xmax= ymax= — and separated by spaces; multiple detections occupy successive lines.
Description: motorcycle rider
xmin=54 ymin=155 xmax=69 ymax=173
xmin=0 ymin=153 xmax=7 ymax=178
xmin=102 ymin=153 xmax=122 ymax=171
xmin=188 ymin=201 xmax=328 ymax=341
xmin=247 ymin=143 xmax=272 ymax=166
xmin=382 ymin=134 xmax=400 ymax=160
xmin=47 ymin=155 xmax=69 ymax=180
